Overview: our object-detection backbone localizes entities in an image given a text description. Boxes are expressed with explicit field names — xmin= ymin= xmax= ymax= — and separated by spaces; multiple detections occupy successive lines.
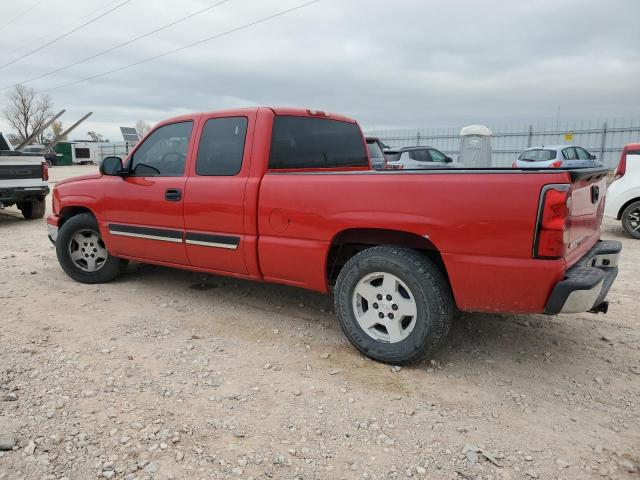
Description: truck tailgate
xmin=564 ymin=168 xmax=609 ymax=268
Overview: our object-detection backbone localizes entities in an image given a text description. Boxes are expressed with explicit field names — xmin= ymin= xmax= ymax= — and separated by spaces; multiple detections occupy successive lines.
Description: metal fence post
xmin=600 ymin=122 xmax=607 ymax=160
xmin=527 ymin=125 xmax=533 ymax=147
xmin=417 ymin=130 xmax=421 ymax=146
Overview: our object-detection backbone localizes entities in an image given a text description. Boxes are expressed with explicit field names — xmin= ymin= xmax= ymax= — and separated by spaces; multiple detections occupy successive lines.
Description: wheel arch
xmin=325 ymin=227 xmax=449 ymax=289
xmin=617 ymin=197 xmax=640 ymax=220
xmin=58 ymin=205 xmax=96 ymax=227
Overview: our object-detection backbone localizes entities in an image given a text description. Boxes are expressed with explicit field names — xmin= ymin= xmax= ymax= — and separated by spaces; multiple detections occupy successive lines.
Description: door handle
xmin=165 ymin=188 xmax=182 ymax=202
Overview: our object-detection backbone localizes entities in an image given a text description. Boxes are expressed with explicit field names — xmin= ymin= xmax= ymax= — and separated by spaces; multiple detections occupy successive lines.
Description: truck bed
xmin=257 ymin=167 xmax=609 ymax=313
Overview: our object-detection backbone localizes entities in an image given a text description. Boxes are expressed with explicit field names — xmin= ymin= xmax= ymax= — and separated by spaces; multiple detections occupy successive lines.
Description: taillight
xmin=41 ymin=161 xmax=49 ymax=181
xmin=550 ymin=160 xmax=562 ymax=168
xmin=614 ymin=152 xmax=626 ymax=180
xmin=535 ymin=186 xmax=571 ymax=258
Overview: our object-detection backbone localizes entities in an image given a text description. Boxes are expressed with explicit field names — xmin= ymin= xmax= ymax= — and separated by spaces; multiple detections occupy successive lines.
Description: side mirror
xmin=589 ymin=154 xmax=597 ymax=160
xmin=445 ymin=156 xmax=453 ymax=163
xmin=100 ymin=156 xmax=124 ymax=176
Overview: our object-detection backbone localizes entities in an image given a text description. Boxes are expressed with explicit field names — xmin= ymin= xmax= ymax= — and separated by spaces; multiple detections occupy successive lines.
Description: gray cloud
xmin=1 ymin=0 xmax=638 ymax=141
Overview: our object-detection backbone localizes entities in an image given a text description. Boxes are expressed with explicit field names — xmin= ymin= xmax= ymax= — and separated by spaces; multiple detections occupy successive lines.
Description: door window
xmin=428 ymin=149 xmax=448 ymax=162
xmin=129 ymin=122 xmax=193 ymax=176
xmin=562 ymin=147 xmax=578 ymax=160
xmin=575 ymin=147 xmax=591 ymax=159
xmin=195 ymin=117 xmax=248 ymax=176
xmin=409 ymin=149 xmax=429 ymax=161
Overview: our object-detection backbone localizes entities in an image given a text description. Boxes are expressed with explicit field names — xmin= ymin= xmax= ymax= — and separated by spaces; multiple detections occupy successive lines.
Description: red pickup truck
xmin=47 ymin=107 xmax=621 ymax=364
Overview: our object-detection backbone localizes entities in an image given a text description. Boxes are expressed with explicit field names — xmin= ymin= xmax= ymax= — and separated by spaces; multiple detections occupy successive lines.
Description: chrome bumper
xmin=47 ymin=223 xmax=58 ymax=244
xmin=545 ymin=240 xmax=622 ymax=314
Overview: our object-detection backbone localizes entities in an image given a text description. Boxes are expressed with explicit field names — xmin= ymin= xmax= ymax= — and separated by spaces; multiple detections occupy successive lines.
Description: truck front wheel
xmin=19 ymin=198 xmax=46 ymax=219
xmin=334 ymin=246 xmax=453 ymax=365
xmin=56 ymin=213 xmax=126 ymax=284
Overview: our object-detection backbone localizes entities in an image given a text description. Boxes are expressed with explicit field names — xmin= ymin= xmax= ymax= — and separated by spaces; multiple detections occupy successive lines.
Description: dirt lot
xmin=1 ymin=165 xmax=638 ymax=480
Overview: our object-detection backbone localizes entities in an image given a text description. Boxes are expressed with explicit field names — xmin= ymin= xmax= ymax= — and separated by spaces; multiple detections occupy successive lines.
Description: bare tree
xmin=86 ymin=130 xmax=105 ymax=142
xmin=2 ymin=84 xmax=53 ymax=143
xmin=135 ymin=120 xmax=152 ymax=138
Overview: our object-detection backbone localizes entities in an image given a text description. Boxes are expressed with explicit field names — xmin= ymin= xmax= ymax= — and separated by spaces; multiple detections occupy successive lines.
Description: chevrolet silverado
xmin=47 ymin=107 xmax=621 ymax=364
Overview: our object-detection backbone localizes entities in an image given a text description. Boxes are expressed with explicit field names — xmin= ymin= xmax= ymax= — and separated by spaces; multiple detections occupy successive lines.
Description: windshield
xmin=518 ymin=149 xmax=556 ymax=161
xmin=366 ymin=140 xmax=384 ymax=159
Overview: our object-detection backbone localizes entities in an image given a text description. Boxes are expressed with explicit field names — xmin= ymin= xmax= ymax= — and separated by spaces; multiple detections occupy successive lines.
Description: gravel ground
xmin=1 ymin=165 xmax=638 ymax=480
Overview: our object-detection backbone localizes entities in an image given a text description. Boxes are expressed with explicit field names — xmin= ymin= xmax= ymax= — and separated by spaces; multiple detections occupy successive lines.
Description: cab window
xmin=196 ymin=117 xmax=247 ymax=176
xmin=129 ymin=122 xmax=193 ymax=176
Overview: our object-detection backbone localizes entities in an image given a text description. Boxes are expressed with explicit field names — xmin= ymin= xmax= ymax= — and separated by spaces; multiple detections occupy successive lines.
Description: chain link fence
xmin=366 ymin=117 xmax=640 ymax=168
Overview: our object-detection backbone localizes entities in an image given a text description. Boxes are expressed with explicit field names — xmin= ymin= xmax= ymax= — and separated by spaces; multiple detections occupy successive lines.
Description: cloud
xmin=0 ymin=0 xmax=638 ymax=140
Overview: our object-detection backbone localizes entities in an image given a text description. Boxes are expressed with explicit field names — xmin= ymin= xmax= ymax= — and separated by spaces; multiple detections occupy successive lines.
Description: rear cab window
xmin=518 ymin=149 xmax=557 ymax=161
xmin=269 ymin=116 xmax=368 ymax=170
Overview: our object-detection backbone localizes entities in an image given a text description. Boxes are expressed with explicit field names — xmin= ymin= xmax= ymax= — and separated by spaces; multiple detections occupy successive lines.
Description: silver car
xmin=385 ymin=146 xmax=458 ymax=169
xmin=515 ymin=145 xmax=603 ymax=169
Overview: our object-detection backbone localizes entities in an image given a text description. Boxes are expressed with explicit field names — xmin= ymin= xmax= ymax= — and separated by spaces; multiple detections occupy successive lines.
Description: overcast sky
xmin=0 ymin=0 xmax=639 ymax=141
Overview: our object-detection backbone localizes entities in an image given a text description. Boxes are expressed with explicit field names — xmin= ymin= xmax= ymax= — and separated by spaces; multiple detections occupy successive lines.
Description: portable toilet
xmin=459 ymin=125 xmax=492 ymax=167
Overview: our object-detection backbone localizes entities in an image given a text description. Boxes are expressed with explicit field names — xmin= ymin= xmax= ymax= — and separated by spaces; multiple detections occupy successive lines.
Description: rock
xmin=46 ymin=409 xmax=56 ymax=419
xmin=102 ymin=471 xmax=115 ymax=479
xmin=619 ymin=458 xmax=637 ymax=473
xmin=1 ymin=393 xmax=17 ymax=402
xmin=144 ymin=461 xmax=159 ymax=474
xmin=231 ymin=467 xmax=243 ymax=475
xmin=319 ymin=353 xmax=330 ymax=359
xmin=462 ymin=444 xmax=478 ymax=465
xmin=524 ymin=455 xmax=533 ymax=461
xmin=175 ymin=451 xmax=184 ymax=462
xmin=525 ymin=470 xmax=538 ymax=479
xmin=556 ymin=459 xmax=570 ymax=469
xmin=24 ymin=441 xmax=36 ymax=455
xmin=391 ymin=366 xmax=402 ymax=373
xmin=328 ymin=368 xmax=342 ymax=375
xmin=0 ymin=433 xmax=16 ymax=451
xmin=416 ymin=466 xmax=427 ymax=475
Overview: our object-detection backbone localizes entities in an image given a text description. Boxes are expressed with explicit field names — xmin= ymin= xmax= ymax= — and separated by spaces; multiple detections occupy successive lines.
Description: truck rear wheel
xmin=19 ymin=198 xmax=46 ymax=219
xmin=621 ymin=200 xmax=640 ymax=239
xmin=56 ymin=213 xmax=126 ymax=284
xmin=334 ymin=246 xmax=453 ymax=365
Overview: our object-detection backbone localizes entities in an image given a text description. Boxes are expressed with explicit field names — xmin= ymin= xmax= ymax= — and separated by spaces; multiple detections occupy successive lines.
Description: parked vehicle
xmin=0 ymin=147 xmax=49 ymax=219
xmin=21 ymin=144 xmax=59 ymax=167
xmin=47 ymin=107 xmax=621 ymax=364
xmin=385 ymin=146 xmax=458 ymax=169
xmin=605 ymin=143 xmax=640 ymax=239
xmin=514 ymin=145 xmax=603 ymax=169
xmin=365 ymin=136 xmax=387 ymax=170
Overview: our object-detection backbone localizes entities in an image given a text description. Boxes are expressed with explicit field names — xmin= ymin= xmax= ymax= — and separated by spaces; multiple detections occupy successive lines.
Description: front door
xmin=101 ymin=120 xmax=195 ymax=265
xmin=183 ymin=113 xmax=254 ymax=274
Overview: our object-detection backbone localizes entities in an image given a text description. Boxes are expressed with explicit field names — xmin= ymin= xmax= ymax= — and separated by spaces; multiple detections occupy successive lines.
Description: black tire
xmin=56 ymin=213 xmax=125 ymax=284
xmin=334 ymin=246 xmax=453 ymax=365
xmin=19 ymin=197 xmax=46 ymax=219
xmin=621 ymin=200 xmax=640 ymax=239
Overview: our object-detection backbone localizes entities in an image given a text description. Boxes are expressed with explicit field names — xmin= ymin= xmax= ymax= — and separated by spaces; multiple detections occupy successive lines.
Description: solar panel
xmin=120 ymin=127 xmax=140 ymax=142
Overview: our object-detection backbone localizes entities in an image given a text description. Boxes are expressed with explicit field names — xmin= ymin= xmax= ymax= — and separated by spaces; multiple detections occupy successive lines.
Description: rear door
xmin=182 ymin=112 xmax=255 ymax=274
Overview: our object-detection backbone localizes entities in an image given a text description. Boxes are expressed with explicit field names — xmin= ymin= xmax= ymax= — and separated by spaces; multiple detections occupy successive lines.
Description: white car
xmin=605 ymin=143 xmax=640 ymax=239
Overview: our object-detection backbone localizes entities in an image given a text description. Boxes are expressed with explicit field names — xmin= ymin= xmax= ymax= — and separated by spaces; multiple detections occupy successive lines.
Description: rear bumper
xmin=545 ymin=240 xmax=622 ymax=314
xmin=0 ymin=186 xmax=49 ymax=207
